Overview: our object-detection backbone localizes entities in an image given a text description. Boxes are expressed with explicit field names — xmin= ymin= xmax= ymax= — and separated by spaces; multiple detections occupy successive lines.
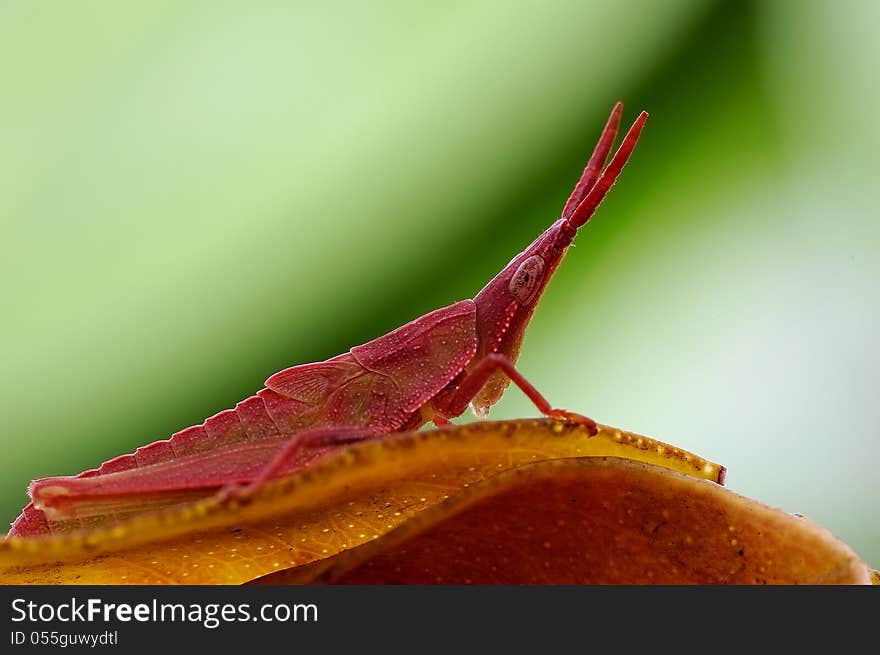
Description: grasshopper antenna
xmin=561 ymin=101 xmax=623 ymax=221
xmin=566 ymin=109 xmax=649 ymax=230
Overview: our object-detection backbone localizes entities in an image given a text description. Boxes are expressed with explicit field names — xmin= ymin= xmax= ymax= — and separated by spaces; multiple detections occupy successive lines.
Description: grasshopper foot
xmin=546 ymin=409 xmax=599 ymax=436
xmin=215 ymin=481 xmax=254 ymax=505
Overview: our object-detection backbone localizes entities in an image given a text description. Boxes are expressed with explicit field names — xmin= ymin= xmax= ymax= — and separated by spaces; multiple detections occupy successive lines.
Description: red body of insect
xmin=8 ymin=103 xmax=648 ymax=538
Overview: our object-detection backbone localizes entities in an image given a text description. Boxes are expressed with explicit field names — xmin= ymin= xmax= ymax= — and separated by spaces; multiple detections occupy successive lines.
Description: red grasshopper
xmin=8 ymin=103 xmax=648 ymax=538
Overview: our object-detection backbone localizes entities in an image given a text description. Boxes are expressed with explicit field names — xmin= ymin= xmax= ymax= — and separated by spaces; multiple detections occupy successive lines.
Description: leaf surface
xmin=263 ymin=457 xmax=868 ymax=584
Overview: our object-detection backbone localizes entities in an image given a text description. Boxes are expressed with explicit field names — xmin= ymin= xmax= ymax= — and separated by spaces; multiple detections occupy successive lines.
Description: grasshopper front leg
xmin=436 ymin=354 xmax=599 ymax=435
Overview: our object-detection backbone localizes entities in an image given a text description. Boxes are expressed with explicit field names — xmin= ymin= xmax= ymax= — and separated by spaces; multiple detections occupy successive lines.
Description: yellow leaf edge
xmin=0 ymin=419 xmax=723 ymax=572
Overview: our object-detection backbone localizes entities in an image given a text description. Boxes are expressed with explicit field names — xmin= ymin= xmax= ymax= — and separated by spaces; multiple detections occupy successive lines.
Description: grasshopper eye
xmin=509 ymin=255 xmax=545 ymax=305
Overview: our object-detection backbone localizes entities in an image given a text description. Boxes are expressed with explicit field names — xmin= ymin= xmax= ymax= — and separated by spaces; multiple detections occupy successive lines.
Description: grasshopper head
xmin=469 ymin=104 xmax=648 ymax=416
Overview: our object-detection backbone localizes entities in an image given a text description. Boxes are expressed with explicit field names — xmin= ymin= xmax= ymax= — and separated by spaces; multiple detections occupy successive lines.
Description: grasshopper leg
xmin=217 ymin=426 xmax=382 ymax=502
xmin=446 ymin=353 xmax=598 ymax=435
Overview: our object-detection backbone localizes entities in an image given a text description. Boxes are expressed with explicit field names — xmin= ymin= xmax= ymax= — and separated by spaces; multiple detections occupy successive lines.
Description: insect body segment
xmin=8 ymin=103 xmax=648 ymax=538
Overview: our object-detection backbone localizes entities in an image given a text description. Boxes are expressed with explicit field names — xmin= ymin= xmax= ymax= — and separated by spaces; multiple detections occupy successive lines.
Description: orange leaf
xmin=0 ymin=420 xmax=723 ymax=584
xmin=261 ymin=458 xmax=869 ymax=584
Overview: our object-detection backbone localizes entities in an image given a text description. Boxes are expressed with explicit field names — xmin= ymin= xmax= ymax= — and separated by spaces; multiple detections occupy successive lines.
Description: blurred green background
xmin=1 ymin=1 xmax=877 ymax=565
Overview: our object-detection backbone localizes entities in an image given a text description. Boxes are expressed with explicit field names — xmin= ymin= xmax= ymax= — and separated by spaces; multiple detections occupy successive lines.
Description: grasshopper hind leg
xmin=216 ymin=426 xmax=383 ymax=501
